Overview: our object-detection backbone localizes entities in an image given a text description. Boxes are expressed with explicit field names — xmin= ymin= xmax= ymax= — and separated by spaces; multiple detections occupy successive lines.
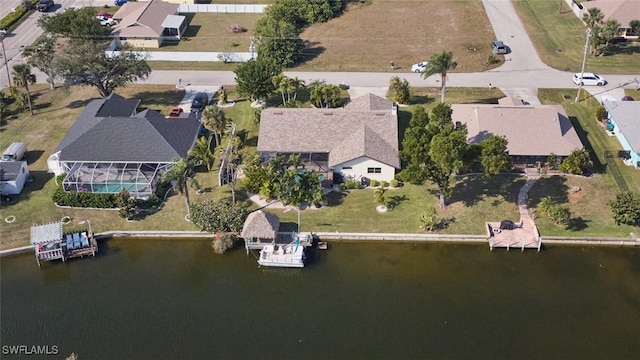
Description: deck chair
xmin=73 ymin=233 xmax=81 ymax=249
xmin=66 ymin=234 xmax=74 ymax=249
xmin=81 ymin=232 xmax=89 ymax=248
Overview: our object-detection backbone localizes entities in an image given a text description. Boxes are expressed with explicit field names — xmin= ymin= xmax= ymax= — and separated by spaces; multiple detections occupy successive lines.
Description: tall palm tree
xmin=602 ymin=19 xmax=621 ymax=49
xmin=422 ymin=51 xmax=457 ymax=103
xmin=290 ymin=77 xmax=305 ymax=102
xmin=188 ymin=136 xmax=215 ymax=172
xmin=12 ymin=64 xmax=36 ymax=115
xmin=201 ymin=105 xmax=227 ymax=147
xmin=162 ymin=158 xmax=200 ymax=218
xmin=582 ymin=7 xmax=604 ymax=29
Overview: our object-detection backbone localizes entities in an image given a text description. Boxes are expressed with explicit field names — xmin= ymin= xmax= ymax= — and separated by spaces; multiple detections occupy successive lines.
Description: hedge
xmin=0 ymin=1 xmax=39 ymax=32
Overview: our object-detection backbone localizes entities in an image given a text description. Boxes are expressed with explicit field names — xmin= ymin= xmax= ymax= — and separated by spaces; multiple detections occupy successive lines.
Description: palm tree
xmin=12 ymin=64 xmax=36 ymax=115
xmin=201 ymin=105 xmax=227 ymax=147
xmin=188 ymin=136 xmax=215 ymax=172
xmin=602 ymin=19 xmax=621 ymax=49
xmin=162 ymin=158 xmax=200 ymax=218
xmin=290 ymin=77 xmax=305 ymax=102
xmin=422 ymin=51 xmax=457 ymax=103
xmin=582 ymin=7 xmax=604 ymax=29
xmin=272 ymin=73 xmax=287 ymax=104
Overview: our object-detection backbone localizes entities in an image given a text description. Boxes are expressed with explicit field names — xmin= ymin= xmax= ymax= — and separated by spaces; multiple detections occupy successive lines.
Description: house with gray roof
xmin=451 ymin=97 xmax=584 ymax=167
xmin=47 ymin=94 xmax=201 ymax=198
xmin=111 ymin=0 xmax=186 ymax=48
xmin=257 ymin=93 xmax=400 ymax=182
xmin=602 ymin=100 xmax=640 ymax=168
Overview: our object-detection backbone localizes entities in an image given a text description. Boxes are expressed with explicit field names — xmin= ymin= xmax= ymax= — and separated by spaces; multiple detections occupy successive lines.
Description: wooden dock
xmin=31 ymin=222 xmax=98 ymax=266
xmin=486 ymin=221 xmax=541 ymax=251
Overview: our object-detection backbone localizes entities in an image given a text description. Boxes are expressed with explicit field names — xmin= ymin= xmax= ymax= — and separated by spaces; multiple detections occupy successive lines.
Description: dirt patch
xmin=567 ymin=186 xmax=587 ymax=204
xmin=295 ymin=1 xmax=497 ymax=72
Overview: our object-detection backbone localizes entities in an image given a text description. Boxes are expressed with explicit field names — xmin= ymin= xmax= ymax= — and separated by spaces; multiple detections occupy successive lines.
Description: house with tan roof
xmin=111 ymin=0 xmax=186 ymax=48
xmin=451 ymin=97 xmax=584 ymax=167
xmin=257 ymin=93 xmax=400 ymax=182
xmin=602 ymin=100 xmax=640 ymax=168
xmin=581 ymin=0 xmax=640 ymax=38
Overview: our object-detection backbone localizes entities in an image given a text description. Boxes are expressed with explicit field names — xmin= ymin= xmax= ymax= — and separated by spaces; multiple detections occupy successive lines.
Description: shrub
xmin=338 ymin=83 xmax=349 ymax=90
xmin=608 ymin=191 xmax=640 ymax=226
xmin=227 ymin=24 xmax=246 ymax=33
xmin=339 ymin=183 xmax=347 ymax=190
xmin=547 ymin=204 xmax=570 ymax=225
xmin=486 ymin=54 xmax=499 ymax=65
xmin=345 ymin=180 xmax=360 ymax=189
xmin=369 ymin=179 xmax=379 ymax=187
xmin=115 ymin=189 xmax=137 ymax=220
xmin=380 ymin=180 xmax=389 ymax=188
xmin=390 ymin=179 xmax=399 ymax=188
xmin=595 ymin=105 xmax=607 ymax=122
xmin=211 ymin=233 xmax=237 ymax=254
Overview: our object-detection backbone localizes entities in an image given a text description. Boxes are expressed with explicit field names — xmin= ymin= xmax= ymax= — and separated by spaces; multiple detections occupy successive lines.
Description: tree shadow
xmin=131 ymin=90 xmax=185 ymax=109
xmin=324 ymin=190 xmax=345 ymax=207
xmin=449 ymin=174 xmax=526 ymax=207
xmin=26 ymin=150 xmax=45 ymax=165
xmin=386 ymin=194 xmax=408 ymax=210
xmin=397 ymin=109 xmax=411 ymax=151
xmin=408 ymin=94 xmax=434 ymax=105
xmin=526 ymin=175 xmax=569 ymax=208
xmin=568 ymin=115 xmax=604 ymax=172
xmin=67 ymin=98 xmax=96 ymax=109
xmin=566 ymin=216 xmax=589 ymax=231
xmin=297 ymin=40 xmax=325 ymax=65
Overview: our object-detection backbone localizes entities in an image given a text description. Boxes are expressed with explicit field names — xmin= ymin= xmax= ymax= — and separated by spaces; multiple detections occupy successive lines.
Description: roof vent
xmin=273 ymin=111 xmax=283 ymax=115
xmin=323 ymin=112 xmax=333 ymax=115
xmin=375 ymin=112 xmax=385 ymax=116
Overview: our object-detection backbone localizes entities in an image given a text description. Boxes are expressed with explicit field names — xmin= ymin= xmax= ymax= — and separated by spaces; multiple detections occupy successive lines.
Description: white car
xmin=411 ymin=62 xmax=428 ymax=73
xmin=97 ymin=16 xmax=117 ymax=26
xmin=573 ymin=72 xmax=606 ymax=86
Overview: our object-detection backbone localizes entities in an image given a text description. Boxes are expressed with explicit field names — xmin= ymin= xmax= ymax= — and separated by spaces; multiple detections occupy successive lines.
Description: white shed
xmin=0 ymin=161 xmax=29 ymax=195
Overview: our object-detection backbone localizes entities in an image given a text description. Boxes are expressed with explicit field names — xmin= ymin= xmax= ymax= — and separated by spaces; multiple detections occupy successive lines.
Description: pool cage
xmin=62 ymin=162 xmax=170 ymax=199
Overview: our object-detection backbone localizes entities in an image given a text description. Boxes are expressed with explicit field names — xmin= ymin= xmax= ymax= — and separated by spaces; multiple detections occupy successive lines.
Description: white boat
xmin=258 ymin=242 xmax=305 ymax=268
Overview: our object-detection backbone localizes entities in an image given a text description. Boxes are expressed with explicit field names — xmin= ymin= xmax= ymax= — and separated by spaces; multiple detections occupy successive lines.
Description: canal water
xmin=1 ymin=239 xmax=639 ymax=359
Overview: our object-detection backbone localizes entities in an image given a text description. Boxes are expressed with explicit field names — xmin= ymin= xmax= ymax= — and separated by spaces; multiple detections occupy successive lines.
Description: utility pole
xmin=575 ymin=28 xmax=591 ymax=103
xmin=0 ymin=30 xmax=11 ymax=87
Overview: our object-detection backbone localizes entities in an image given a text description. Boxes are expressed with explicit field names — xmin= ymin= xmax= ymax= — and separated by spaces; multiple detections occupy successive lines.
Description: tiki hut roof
xmin=241 ymin=210 xmax=280 ymax=240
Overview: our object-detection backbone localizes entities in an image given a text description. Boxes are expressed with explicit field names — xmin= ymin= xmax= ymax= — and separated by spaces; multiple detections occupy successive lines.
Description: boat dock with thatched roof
xmin=241 ymin=210 xmax=313 ymax=253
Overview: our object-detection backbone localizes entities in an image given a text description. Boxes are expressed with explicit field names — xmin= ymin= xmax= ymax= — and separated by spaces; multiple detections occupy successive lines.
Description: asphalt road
xmin=1 ymin=0 xmax=639 ymax=93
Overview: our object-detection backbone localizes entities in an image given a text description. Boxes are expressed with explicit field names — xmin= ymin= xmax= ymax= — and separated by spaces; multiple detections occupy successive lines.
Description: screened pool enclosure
xmin=61 ymin=162 xmax=169 ymax=199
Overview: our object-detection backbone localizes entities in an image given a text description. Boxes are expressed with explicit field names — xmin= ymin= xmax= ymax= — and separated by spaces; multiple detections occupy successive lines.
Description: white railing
xmin=178 ymin=4 xmax=268 ymax=13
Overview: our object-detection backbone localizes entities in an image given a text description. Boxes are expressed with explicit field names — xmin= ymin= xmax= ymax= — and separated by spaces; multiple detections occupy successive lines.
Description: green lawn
xmin=513 ymin=0 xmax=640 ymax=73
xmin=527 ymin=89 xmax=640 ymax=237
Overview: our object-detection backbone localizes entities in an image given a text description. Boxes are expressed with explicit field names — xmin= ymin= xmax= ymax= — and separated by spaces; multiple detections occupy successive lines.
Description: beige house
xmin=451 ymin=97 xmax=584 ymax=167
xmin=111 ymin=0 xmax=186 ymax=48
xmin=257 ymin=93 xmax=400 ymax=183
xmin=582 ymin=0 xmax=640 ymax=39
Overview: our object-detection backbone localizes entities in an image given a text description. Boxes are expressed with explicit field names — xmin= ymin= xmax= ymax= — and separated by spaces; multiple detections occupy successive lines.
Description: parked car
xmin=97 ymin=12 xmax=113 ymax=19
xmin=411 ymin=62 xmax=428 ymax=73
xmin=190 ymin=92 xmax=209 ymax=113
xmin=572 ymin=73 xmax=607 ymax=86
xmin=98 ymin=17 xmax=117 ymax=26
xmin=114 ymin=0 xmax=128 ymax=5
xmin=36 ymin=0 xmax=54 ymax=12
xmin=167 ymin=106 xmax=184 ymax=118
xmin=1 ymin=142 xmax=28 ymax=162
xmin=491 ymin=40 xmax=507 ymax=54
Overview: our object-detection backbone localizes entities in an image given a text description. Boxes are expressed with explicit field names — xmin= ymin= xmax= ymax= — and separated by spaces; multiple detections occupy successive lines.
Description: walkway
xmin=488 ymin=171 xmax=541 ymax=250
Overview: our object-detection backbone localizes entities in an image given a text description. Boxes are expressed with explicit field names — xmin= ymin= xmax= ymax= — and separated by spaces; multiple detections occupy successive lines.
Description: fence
xmin=603 ymin=150 xmax=629 ymax=191
xmin=178 ymin=4 xmax=268 ymax=13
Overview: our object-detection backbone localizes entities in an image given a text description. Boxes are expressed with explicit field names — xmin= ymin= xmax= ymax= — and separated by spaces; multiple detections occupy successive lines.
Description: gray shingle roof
xmin=451 ymin=100 xmax=583 ymax=157
xmin=0 ymin=161 xmax=26 ymax=182
xmin=603 ymin=100 xmax=640 ymax=153
xmin=258 ymin=93 xmax=399 ymax=168
xmin=56 ymin=96 xmax=201 ymax=163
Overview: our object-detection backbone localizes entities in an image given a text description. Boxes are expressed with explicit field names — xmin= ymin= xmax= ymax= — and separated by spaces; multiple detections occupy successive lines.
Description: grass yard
xmin=155 ymin=13 xmax=263 ymax=52
xmin=526 ymin=88 xmax=640 ymax=237
xmin=295 ymin=1 xmax=499 ymax=72
xmin=513 ymin=0 xmax=640 ymax=74
xmin=271 ymin=174 xmax=525 ymax=236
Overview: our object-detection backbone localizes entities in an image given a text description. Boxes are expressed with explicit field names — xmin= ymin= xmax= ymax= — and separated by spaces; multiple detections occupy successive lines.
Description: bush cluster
xmin=0 ymin=1 xmax=37 ymax=30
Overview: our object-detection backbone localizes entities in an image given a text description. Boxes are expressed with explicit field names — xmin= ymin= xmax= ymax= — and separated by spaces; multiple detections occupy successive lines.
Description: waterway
xmin=1 ymin=239 xmax=639 ymax=359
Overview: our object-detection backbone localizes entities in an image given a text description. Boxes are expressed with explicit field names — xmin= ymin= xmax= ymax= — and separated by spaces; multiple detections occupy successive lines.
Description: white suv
xmin=573 ymin=73 xmax=606 ymax=86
